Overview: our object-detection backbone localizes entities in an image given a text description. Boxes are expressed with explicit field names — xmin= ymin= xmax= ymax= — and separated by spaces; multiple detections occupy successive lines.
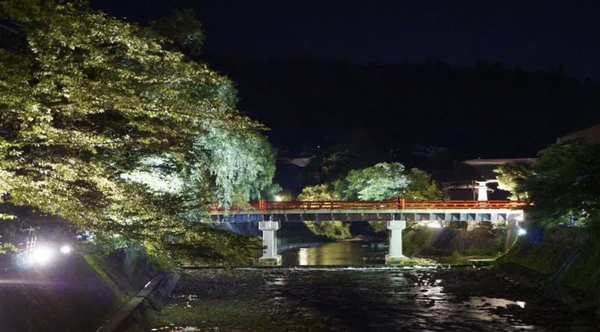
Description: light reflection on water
xmin=259 ymin=269 xmax=540 ymax=332
xmin=164 ymin=242 xmax=599 ymax=332
xmin=281 ymin=241 xmax=387 ymax=266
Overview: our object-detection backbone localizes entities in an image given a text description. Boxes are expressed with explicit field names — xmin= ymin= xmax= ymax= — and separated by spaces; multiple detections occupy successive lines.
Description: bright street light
xmin=31 ymin=246 xmax=54 ymax=265
xmin=60 ymin=245 xmax=72 ymax=254
xmin=274 ymin=195 xmax=282 ymax=202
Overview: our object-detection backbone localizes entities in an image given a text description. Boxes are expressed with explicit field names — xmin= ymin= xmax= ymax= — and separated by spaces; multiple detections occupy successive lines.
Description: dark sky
xmin=92 ymin=0 xmax=600 ymax=79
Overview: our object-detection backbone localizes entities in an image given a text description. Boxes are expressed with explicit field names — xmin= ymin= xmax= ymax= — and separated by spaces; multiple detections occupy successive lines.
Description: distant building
xmin=557 ymin=123 xmax=600 ymax=143
xmin=275 ymin=145 xmax=318 ymax=167
xmin=277 ymin=156 xmax=315 ymax=167
xmin=433 ymin=158 xmax=536 ymax=200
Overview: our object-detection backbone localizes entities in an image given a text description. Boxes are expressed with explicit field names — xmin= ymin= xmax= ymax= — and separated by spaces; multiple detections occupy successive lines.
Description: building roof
xmin=433 ymin=157 xmax=536 ymax=184
xmin=558 ymin=123 xmax=600 ymax=143
xmin=462 ymin=158 xmax=537 ymax=166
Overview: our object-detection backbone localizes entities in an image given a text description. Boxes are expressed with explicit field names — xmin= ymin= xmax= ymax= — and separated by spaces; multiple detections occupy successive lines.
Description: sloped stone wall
xmin=497 ymin=227 xmax=600 ymax=309
xmin=0 ymin=248 xmax=162 ymax=332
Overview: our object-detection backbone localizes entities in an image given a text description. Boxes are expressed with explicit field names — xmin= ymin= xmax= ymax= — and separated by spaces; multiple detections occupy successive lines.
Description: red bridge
xmin=208 ymin=199 xmax=527 ymax=266
xmin=211 ymin=199 xmax=527 ymax=212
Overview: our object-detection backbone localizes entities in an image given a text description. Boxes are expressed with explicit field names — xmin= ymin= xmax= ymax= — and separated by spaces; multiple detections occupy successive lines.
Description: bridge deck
xmin=211 ymin=199 xmax=526 ymax=212
xmin=208 ymin=200 xmax=526 ymax=223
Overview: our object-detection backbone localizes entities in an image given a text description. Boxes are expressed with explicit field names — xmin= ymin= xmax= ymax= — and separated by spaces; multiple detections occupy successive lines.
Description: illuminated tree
xmin=522 ymin=139 xmax=600 ymax=231
xmin=0 ymin=0 xmax=273 ymax=263
xmin=495 ymin=163 xmax=531 ymax=200
xmin=298 ymin=184 xmax=351 ymax=239
xmin=338 ymin=162 xmax=410 ymax=200
xmin=298 ymin=184 xmax=339 ymax=201
xmin=403 ymin=168 xmax=445 ymax=200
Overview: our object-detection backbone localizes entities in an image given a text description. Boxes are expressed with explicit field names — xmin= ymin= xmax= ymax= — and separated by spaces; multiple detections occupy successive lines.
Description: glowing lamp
xmin=32 ymin=246 xmax=54 ymax=265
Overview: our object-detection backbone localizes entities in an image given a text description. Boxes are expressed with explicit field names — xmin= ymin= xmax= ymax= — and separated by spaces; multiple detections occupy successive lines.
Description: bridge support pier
xmin=258 ymin=221 xmax=282 ymax=266
xmin=386 ymin=220 xmax=408 ymax=264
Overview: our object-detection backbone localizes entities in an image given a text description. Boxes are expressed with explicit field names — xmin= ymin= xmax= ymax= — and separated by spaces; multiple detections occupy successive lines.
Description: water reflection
xmin=281 ymin=241 xmax=387 ymax=266
xmin=164 ymin=266 xmax=598 ymax=332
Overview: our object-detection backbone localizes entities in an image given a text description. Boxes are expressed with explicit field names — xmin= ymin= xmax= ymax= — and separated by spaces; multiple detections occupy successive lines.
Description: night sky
xmin=89 ymin=0 xmax=600 ymax=166
xmin=93 ymin=0 xmax=600 ymax=79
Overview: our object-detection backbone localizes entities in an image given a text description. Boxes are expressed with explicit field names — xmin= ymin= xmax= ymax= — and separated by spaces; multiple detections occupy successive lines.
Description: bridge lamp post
xmin=475 ymin=181 xmax=489 ymax=201
xmin=515 ymin=215 xmax=527 ymax=236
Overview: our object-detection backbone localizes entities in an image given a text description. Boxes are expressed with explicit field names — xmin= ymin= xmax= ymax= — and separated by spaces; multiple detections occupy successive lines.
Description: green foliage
xmin=260 ymin=183 xmax=283 ymax=201
xmin=522 ymin=140 xmax=600 ymax=231
xmin=495 ymin=163 xmax=532 ymax=200
xmin=151 ymin=9 xmax=205 ymax=57
xmin=403 ymin=168 xmax=445 ymax=200
xmin=0 ymin=0 xmax=272 ymax=264
xmin=298 ymin=184 xmax=350 ymax=239
xmin=191 ymin=129 xmax=276 ymax=206
xmin=403 ymin=228 xmax=436 ymax=255
xmin=303 ymin=221 xmax=351 ymax=239
xmin=298 ymin=184 xmax=339 ymax=201
xmin=368 ymin=221 xmax=388 ymax=233
xmin=0 ymin=236 xmax=16 ymax=254
xmin=299 ymin=165 xmax=443 ymax=237
xmin=339 ymin=162 xmax=409 ymax=200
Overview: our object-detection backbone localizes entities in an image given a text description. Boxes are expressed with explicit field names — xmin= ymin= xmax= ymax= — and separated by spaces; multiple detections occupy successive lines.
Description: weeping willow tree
xmin=0 ymin=0 xmax=275 ymax=264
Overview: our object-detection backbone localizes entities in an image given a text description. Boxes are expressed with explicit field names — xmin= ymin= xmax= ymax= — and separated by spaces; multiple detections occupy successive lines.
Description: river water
xmin=158 ymin=242 xmax=599 ymax=332
xmin=281 ymin=241 xmax=387 ymax=266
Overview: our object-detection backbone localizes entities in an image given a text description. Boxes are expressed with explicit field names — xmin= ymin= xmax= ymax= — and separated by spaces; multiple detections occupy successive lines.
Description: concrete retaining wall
xmin=497 ymin=227 xmax=600 ymax=309
xmin=97 ymin=273 xmax=179 ymax=332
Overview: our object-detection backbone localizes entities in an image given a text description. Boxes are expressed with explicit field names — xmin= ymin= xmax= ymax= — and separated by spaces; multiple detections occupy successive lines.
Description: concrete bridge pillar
xmin=386 ymin=220 xmax=408 ymax=264
xmin=258 ymin=221 xmax=282 ymax=266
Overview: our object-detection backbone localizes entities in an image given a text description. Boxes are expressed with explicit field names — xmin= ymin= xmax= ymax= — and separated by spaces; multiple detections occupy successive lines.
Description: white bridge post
xmin=258 ymin=221 xmax=282 ymax=266
xmin=386 ymin=220 xmax=408 ymax=264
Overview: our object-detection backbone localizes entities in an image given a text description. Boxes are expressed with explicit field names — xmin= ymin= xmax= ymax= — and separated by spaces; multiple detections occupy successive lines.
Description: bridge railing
xmin=210 ymin=199 xmax=527 ymax=212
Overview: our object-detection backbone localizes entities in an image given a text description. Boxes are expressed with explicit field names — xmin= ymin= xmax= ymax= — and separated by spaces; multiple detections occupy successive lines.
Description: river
xmin=156 ymin=241 xmax=599 ymax=332
xmin=281 ymin=241 xmax=388 ymax=266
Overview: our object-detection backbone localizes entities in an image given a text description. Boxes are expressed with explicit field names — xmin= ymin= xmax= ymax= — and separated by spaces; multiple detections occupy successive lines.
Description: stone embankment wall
xmin=0 ymin=248 xmax=166 ymax=332
xmin=403 ymin=223 xmax=512 ymax=258
xmin=497 ymin=227 xmax=600 ymax=310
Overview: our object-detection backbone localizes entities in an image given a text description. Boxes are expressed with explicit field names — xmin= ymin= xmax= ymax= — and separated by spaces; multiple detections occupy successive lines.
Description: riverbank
xmin=155 ymin=266 xmax=598 ymax=331
xmin=497 ymin=226 xmax=600 ymax=312
xmin=0 ymin=246 xmax=167 ymax=331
